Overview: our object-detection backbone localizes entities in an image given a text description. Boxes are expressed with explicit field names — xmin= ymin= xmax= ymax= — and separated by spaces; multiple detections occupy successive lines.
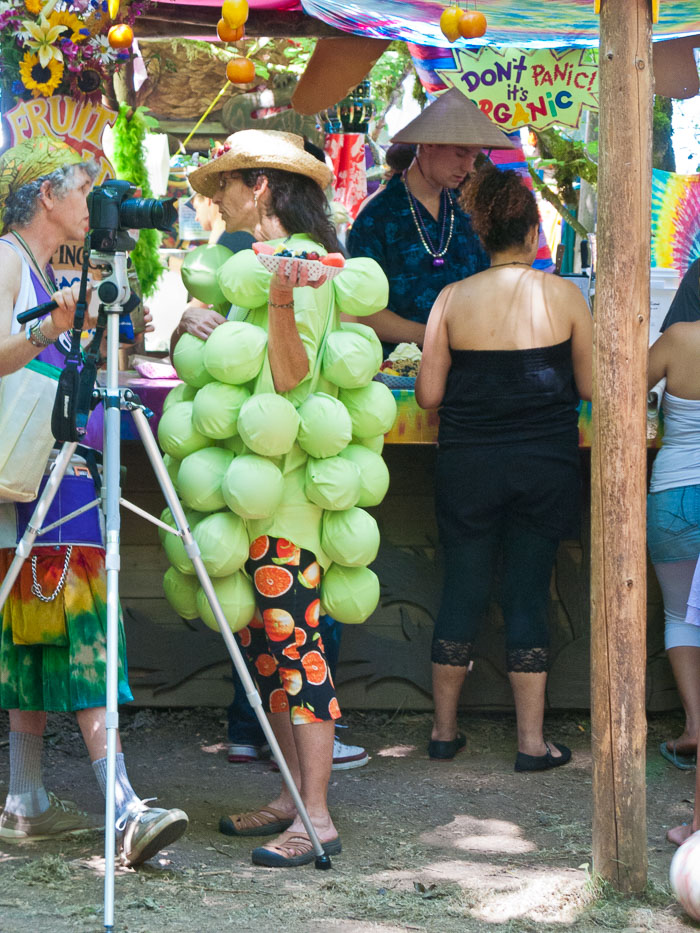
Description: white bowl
xmin=255 ymin=252 xmax=344 ymax=281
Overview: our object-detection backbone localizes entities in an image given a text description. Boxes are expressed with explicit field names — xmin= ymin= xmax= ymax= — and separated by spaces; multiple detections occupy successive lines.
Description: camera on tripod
xmin=88 ymin=179 xmax=178 ymax=253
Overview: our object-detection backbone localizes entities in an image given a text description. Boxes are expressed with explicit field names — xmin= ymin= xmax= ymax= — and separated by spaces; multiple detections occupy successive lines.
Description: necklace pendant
xmin=432 ymin=257 xmax=445 ymax=267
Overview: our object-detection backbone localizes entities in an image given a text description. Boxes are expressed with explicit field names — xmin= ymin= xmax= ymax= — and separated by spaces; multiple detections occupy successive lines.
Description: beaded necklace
xmin=402 ymin=175 xmax=455 ymax=268
xmin=11 ymin=230 xmax=56 ymax=296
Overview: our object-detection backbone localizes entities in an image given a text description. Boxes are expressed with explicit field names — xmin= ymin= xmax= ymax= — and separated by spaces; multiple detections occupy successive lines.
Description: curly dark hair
xmin=459 ymin=164 xmax=539 ymax=255
xmin=239 ymin=167 xmax=340 ymax=253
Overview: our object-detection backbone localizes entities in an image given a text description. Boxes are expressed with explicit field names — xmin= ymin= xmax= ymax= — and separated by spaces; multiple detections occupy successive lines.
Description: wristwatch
xmin=26 ymin=321 xmax=53 ymax=348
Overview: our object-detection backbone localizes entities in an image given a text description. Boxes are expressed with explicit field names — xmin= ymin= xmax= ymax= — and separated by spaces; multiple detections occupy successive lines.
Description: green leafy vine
xmin=111 ymin=103 xmax=164 ymax=298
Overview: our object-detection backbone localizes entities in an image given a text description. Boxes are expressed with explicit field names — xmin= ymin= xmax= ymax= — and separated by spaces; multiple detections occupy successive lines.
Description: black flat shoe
xmin=514 ymin=741 xmax=571 ymax=772
xmin=428 ymin=732 xmax=466 ymax=760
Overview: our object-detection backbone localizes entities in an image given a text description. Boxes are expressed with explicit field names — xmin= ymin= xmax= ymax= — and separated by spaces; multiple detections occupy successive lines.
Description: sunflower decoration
xmin=48 ymin=8 xmax=87 ymax=43
xmin=0 ymin=0 xmax=150 ymax=101
xmin=19 ymin=50 xmax=63 ymax=97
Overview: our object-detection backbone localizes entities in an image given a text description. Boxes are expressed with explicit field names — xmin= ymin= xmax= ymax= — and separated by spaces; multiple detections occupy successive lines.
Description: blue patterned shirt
xmin=347 ymin=174 xmax=489 ymax=340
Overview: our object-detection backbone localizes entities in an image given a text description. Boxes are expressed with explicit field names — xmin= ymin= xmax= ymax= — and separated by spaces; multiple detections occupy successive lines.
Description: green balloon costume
xmin=160 ymin=235 xmax=394 ymax=627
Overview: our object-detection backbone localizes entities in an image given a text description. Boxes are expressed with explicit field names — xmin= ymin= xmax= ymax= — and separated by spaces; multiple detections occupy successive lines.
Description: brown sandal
xmin=252 ymin=830 xmax=342 ymax=867
xmin=219 ymin=806 xmax=294 ymax=837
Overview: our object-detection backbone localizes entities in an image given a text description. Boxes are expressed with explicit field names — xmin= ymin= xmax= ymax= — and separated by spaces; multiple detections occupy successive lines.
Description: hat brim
xmin=189 ymin=131 xmax=333 ymax=198
xmin=391 ymin=88 xmax=516 ymax=149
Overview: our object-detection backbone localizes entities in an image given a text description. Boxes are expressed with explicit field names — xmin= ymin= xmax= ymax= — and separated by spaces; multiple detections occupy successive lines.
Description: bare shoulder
xmin=662 ymin=320 xmax=700 ymax=344
xmin=0 ymin=237 xmax=23 ymax=279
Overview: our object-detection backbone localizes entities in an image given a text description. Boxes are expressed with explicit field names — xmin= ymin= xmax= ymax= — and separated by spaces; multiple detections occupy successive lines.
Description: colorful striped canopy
xmin=300 ymin=0 xmax=700 ymax=48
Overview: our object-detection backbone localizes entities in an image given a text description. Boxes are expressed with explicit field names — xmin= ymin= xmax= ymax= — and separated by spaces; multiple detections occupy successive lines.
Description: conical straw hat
xmin=392 ymin=88 xmax=515 ymax=149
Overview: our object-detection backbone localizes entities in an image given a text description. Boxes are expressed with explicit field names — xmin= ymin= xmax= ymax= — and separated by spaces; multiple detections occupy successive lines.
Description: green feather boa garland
xmin=111 ymin=103 xmax=164 ymax=298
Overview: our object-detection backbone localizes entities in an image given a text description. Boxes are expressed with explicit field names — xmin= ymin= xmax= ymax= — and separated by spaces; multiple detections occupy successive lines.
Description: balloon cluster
xmin=158 ymin=278 xmax=397 ymax=634
xmin=217 ymin=0 xmax=256 ymax=85
xmin=439 ymin=5 xmax=487 ymax=43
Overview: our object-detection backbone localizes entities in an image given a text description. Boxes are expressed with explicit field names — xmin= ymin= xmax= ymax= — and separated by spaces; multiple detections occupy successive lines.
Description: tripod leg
xmin=130 ymin=407 xmax=332 ymax=868
xmin=0 ymin=442 xmax=79 ymax=613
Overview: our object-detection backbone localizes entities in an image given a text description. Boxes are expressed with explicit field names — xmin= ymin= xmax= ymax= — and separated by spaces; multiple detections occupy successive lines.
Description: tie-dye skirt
xmin=0 ymin=546 xmax=133 ymax=712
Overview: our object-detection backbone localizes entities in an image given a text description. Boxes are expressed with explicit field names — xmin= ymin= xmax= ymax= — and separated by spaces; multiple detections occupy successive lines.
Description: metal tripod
xmin=0 ymin=251 xmax=331 ymax=933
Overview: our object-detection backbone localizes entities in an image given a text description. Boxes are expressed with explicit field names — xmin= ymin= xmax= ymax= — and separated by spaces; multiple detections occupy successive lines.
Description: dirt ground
xmin=0 ymin=707 xmax=698 ymax=933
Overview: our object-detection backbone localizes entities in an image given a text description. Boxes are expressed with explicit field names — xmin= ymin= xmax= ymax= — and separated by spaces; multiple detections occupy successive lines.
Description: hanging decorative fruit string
xmin=218 ymin=0 xmax=257 ymax=85
xmin=439 ymin=2 xmax=488 ymax=43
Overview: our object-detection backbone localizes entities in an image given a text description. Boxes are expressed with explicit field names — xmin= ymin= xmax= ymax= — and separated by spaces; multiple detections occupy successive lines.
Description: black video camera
xmin=87 ymin=179 xmax=177 ymax=252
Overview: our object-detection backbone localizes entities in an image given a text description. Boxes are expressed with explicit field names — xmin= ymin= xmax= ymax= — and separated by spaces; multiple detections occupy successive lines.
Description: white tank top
xmin=649 ymin=391 xmax=700 ymax=493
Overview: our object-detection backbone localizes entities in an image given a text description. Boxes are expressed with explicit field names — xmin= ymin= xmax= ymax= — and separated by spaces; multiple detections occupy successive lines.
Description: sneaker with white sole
xmin=332 ymin=736 xmax=369 ymax=771
xmin=0 ymin=794 xmax=101 ymax=841
xmin=116 ymin=800 xmax=188 ymax=867
xmin=227 ymin=742 xmax=270 ymax=764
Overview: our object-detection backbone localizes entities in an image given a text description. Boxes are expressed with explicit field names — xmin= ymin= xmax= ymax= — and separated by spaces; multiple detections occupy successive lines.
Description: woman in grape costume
xmin=162 ymin=130 xmax=394 ymax=866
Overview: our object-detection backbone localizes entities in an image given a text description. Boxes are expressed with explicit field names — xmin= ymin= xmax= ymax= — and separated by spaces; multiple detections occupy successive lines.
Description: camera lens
xmin=119 ymin=197 xmax=178 ymax=232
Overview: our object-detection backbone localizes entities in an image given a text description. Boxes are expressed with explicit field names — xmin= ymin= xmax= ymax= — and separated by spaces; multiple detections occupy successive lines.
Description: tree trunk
xmin=591 ymin=0 xmax=652 ymax=893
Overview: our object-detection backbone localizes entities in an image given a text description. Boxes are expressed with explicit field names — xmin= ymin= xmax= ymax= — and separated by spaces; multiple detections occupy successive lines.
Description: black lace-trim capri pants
xmin=432 ymin=440 xmax=580 ymax=673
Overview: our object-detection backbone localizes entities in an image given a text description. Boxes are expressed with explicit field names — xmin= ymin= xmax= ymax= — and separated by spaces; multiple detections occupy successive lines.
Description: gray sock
xmin=92 ymin=753 xmax=140 ymax=822
xmin=5 ymin=732 xmax=49 ymax=817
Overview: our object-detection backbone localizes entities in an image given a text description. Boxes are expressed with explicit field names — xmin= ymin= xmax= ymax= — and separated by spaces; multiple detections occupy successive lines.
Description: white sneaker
xmin=116 ymin=799 xmax=188 ymax=866
xmin=332 ymin=736 xmax=369 ymax=771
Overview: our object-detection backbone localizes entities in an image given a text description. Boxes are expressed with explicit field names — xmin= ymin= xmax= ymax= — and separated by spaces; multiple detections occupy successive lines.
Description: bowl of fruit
xmin=252 ymin=242 xmax=346 ymax=281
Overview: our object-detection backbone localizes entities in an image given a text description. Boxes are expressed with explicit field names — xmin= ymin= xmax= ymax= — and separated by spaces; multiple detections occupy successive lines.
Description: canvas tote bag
xmin=0 ymin=240 xmax=61 ymax=502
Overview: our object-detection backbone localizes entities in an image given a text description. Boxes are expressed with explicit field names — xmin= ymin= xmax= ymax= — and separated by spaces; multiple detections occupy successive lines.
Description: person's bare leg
xmin=665 ymin=646 xmax=700 ymax=755
xmin=9 ymin=709 xmax=46 ymax=736
xmin=263 ymin=719 xmax=337 ymax=846
xmin=667 ymin=725 xmax=700 ymax=846
xmin=431 ymin=663 xmax=469 ymax=741
xmin=75 ymin=707 xmax=122 ymax=762
xmin=509 ymin=671 xmax=562 ymax=759
xmin=258 ymin=711 xmax=302 ymax=819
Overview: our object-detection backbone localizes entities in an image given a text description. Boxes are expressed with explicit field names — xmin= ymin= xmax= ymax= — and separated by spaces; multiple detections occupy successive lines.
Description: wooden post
xmin=591 ymin=0 xmax=652 ymax=892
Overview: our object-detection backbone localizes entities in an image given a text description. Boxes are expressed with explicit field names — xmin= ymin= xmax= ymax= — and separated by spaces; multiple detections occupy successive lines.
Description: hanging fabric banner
xmin=301 ymin=0 xmax=700 ymax=49
xmin=325 ymin=133 xmax=367 ymax=221
xmin=432 ymin=47 xmax=598 ymax=132
xmin=651 ymin=169 xmax=700 ymax=273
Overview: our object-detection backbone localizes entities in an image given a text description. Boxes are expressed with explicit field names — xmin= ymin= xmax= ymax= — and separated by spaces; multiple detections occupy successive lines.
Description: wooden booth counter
xmin=118 ymin=377 xmax=672 ymax=714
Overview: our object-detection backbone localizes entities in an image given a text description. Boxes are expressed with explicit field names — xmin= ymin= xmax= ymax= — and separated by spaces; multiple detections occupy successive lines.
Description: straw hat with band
xmin=391 ymin=88 xmax=516 ymax=150
xmin=0 ymin=136 xmax=84 ymax=234
xmin=189 ymin=130 xmax=333 ymax=199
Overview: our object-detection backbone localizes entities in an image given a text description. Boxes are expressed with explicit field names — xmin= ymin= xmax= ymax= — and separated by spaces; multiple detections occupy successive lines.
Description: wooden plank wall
xmin=119 ymin=442 xmax=674 ymax=712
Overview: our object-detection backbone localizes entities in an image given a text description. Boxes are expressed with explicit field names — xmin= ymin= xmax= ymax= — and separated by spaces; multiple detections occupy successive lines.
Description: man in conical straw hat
xmin=347 ymin=88 xmax=515 ymax=355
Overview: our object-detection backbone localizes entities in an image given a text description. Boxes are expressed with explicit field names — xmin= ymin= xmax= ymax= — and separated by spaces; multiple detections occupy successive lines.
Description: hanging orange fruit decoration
xmin=108 ymin=23 xmax=134 ymax=49
xmin=439 ymin=6 xmax=462 ymax=43
xmin=221 ymin=0 xmax=249 ymax=29
xmin=226 ymin=57 xmax=256 ymax=85
xmin=458 ymin=8 xmax=487 ymax=39
xmin=217 ymin=18 xmax=245 ymax=42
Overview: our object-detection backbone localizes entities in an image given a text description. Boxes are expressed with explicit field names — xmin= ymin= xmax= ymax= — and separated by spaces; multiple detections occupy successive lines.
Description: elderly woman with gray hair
xmin=0 ymin=136 xmax=187 ymax=867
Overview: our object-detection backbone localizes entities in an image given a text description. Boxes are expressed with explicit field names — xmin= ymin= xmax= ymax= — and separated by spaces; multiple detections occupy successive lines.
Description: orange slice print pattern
xmin=279 ymin=667 xmax=303 ymax=696
xmin=255 ymin=565 xmax=294 ymax=598
xmin=304 ymin=598 xmax=320 ymax=628
xmin=291 ymin=705 xmax=320 ymax=724
xmin=263 ymin=607 xmax=295 ymax=642
xmin=255 ymin=654 xmax=278 ymax=678
xmin=275 ymin=539 xmax=301 ymax=565
xmin=269 ymin=688 xmax=290 ymax=714
xmin=301 ymin=650 xmax=327 ymax=685
xmin=249 ymin=535 xmax=270 ymax=561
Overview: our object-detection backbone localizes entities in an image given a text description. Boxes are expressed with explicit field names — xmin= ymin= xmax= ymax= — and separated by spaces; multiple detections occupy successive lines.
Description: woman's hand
xmin=271 ymin=258 xmax=328 ymax=295
xmin=47 ymin=280 xmax=93 ymax=339
xmin=178 ymin=305 xmax=227 ymax=340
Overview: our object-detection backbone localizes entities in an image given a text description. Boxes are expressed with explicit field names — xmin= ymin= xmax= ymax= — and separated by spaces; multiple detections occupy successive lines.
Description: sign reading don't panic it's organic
xmin=437 ymin=47 xmax=599 ymax=132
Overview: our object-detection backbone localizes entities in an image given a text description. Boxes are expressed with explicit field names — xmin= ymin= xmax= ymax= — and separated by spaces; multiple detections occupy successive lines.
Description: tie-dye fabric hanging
xmin=301 ymin=0 xmax=700 ymax=49
xmin=652 ymin=170 xmax=700 ymax=274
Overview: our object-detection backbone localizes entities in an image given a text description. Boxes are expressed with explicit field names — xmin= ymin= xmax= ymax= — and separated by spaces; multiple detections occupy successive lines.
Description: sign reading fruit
xmin=436 ymin=47 xmax=599 ymax=132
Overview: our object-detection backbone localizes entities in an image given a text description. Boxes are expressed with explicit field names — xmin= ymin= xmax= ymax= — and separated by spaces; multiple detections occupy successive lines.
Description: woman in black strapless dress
xmin=416 ymin=164 xmax=592 ymax=771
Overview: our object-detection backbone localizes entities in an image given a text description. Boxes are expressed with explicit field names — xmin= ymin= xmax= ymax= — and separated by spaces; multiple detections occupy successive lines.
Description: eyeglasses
xmin=217 ymin=173 xmax=240 ymax=191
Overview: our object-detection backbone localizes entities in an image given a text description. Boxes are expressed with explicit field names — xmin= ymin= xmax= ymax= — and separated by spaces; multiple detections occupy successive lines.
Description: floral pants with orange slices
xmin=240 ymin=535 xmax=341 ymax=725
